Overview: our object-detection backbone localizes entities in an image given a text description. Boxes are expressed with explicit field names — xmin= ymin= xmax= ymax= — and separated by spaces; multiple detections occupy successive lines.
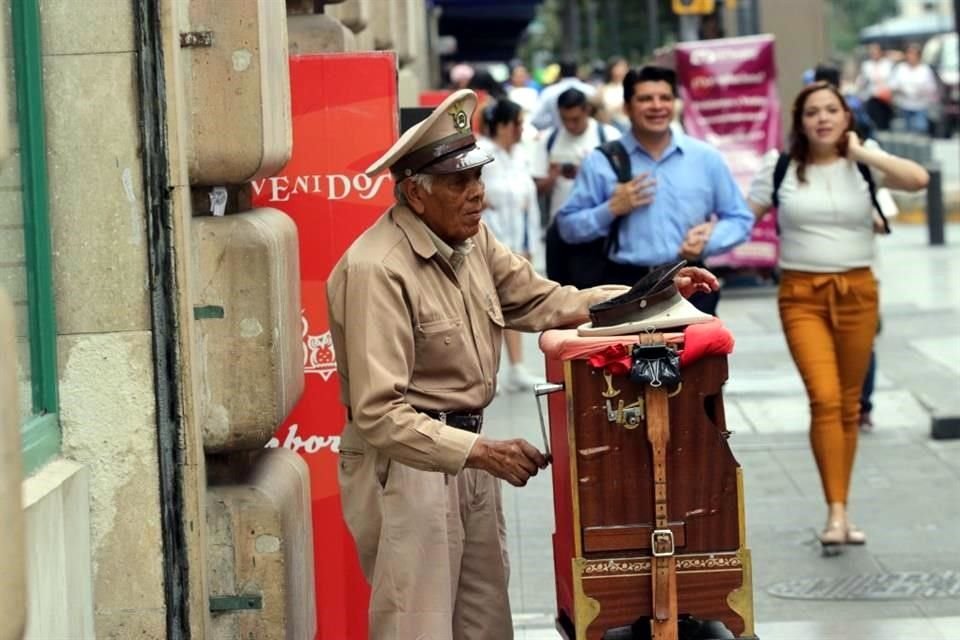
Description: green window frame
xmin=12 ymin=0 xmax=60 ymax=475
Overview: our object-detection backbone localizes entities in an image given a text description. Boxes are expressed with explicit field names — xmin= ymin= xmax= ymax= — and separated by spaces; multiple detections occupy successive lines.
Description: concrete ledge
xmin=931 ymin=415 xmax=960 ymax=440
xmin=22 ymin=459 xmax=95 ymax=639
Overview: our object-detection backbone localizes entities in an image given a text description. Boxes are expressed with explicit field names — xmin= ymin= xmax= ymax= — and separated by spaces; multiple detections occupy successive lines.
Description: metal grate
xmin=768 ymin=570 xmax=960 ymax=600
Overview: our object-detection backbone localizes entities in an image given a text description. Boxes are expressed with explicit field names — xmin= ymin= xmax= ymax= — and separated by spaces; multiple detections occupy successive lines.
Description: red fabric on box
xmin=539 ymin=318 xmax=733 ymax=368
xmin=678 ymin=318 xmax=735 ymax=366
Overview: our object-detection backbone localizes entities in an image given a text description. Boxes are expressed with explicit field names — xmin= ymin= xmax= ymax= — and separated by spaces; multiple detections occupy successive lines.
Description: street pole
xmin=646 ymin=0 xmax=659 ymax=55
xmin=679 ymin=15 xmax=699 ymax=42
xmin=926 ymin=162 xmax=945 ymax=246
xmin=586 ymin=1 xmax=598 ymax=64
xmin=736 ymin=0 xmax=760 ymax=36
xmin=605 ymin=0 xmax=622 ymax=60
xmin=562 ymin=0 xmax=581 ymax=60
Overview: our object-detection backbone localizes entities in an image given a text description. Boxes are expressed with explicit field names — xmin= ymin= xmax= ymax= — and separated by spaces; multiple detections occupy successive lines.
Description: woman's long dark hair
xmin=482 ymin=99 xmax=522 ymax=139
xmin=788 ymin=81 xmax=855 ymax=184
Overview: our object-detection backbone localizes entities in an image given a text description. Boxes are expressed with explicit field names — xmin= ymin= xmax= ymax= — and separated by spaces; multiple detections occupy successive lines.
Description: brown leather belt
xmin=644 ymin=333 xmax=678 ymax=640
xmin=347 ymin=407 xmax=483 ymax=433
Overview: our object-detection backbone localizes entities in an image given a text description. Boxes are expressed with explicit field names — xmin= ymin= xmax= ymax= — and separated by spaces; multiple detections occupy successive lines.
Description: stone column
xmin=289 ymin=0 xmax=356 ymax=54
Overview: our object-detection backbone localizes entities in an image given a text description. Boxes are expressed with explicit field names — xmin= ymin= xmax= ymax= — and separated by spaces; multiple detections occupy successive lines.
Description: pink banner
xmin=676 ymin=35 xmax=781 ymax=269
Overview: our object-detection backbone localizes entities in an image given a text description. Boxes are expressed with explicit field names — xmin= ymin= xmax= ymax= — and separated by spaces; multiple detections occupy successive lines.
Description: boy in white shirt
xmin=531 ymin=88 xmax=622 ymax=224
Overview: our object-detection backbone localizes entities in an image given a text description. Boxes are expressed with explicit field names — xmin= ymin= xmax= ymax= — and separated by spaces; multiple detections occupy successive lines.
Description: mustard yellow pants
xmin=778 ymin=268 xmax=878 ymax=505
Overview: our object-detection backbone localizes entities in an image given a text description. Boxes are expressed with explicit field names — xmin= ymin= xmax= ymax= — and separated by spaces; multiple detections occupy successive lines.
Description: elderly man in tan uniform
xmin=327 ymin=89 xmax=718 ymax=640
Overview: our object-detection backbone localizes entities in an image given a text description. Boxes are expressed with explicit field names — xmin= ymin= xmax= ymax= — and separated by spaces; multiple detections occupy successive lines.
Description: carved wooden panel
xmin=580 ymin=553 xmax=746 ymax=639
xmin=570 ymin=356 xmax=740 ymax=555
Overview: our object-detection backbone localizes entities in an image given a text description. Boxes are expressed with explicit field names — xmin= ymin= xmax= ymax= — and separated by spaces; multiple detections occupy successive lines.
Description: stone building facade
xmin=1 ymin=1 xmax=428 ymax=637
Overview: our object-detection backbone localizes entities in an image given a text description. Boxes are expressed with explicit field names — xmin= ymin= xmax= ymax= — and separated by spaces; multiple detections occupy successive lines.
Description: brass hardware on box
xmin=601 ymin=371 xmax=620 ymax=399
xmin=605 ymin=396 xmax=644 ymax=429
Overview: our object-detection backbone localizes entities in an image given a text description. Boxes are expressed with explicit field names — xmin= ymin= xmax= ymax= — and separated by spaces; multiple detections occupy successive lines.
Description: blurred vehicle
xmin=923 ymin=32 xmax=959 ymax=137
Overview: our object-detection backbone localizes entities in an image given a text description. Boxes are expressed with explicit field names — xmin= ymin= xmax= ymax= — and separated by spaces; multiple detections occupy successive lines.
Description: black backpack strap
xmin=597 ymin=140 xmax=632 ymax=183
xmin=598 ymin=122 xmax=607 ymax=145
xmin=771 ymin=152 xmax=790 ymax=209
xmin=856 ymin=162 xmax=891 ymax=234
xmin=597 ymin=140 xmax=632 ymax=253
xmin=546 ymin=127 xmax=559 ymax=153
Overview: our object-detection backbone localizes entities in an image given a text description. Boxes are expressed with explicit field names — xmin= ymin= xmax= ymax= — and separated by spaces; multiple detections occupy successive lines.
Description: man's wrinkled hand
xmin=465 ymin=437 xmax=549 ymax=487
xmin=673 ymin=266 xmax=719 ymax=298
xmin=608 ymin=172 xmax=656 ymax=217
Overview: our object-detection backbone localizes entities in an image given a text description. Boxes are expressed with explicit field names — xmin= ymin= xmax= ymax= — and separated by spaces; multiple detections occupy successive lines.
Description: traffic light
xmin=672 ymin=0 xmax=716 ymax=15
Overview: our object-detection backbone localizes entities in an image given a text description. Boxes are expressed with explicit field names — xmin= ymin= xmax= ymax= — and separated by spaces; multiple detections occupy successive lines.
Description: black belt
xmin=345 ymin=407 xmax=483 ymax=434
xmin=416 ymin=408 xmax=484 ymax=433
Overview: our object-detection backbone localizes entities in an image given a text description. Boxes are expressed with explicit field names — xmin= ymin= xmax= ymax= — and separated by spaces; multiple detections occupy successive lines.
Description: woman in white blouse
xmin=748 ymin=82 xmax=928 ymax=550
xmin=479 ymin=99 xmax=543 ymax=392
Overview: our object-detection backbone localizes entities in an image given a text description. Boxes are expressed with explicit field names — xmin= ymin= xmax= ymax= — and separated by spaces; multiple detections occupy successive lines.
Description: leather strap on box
xmin=645 ymin=343 xmax=678 ymax=640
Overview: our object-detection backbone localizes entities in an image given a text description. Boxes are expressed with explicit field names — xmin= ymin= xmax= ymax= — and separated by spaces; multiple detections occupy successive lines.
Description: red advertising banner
xmin=675 ymin=34 xmax=781 ymax=269
xmin=253 ymin=52 xmax=398 ymax=639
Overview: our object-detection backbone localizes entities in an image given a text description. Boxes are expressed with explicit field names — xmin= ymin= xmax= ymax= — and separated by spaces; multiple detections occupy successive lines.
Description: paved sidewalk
xmin=485 ymin=223 xmax=960 ymax=638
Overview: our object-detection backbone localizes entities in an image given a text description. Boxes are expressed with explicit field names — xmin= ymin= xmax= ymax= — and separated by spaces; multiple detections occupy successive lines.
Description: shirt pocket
xmin=485 ymin=298 xmax=506 ymax=328
xmin=413 ymin=317 xmax=472 ymax=391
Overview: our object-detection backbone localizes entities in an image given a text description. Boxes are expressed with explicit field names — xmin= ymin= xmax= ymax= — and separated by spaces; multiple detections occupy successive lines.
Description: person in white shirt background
xmin=531 ymin=88 xmax=623 ymax=285
xmin=529 ymin=58 xmax=597 ymax=131
xmin=531 ymin=88 xmax=622 ymax=226
xmin=857 ymin=43 xmax=895 ymax=131
xmin=747 ymin=81 xmax=928 ymax=551
xmin=597 ymin=56 xmax=630 ymax=132
xmin=477 ymin=99 xmax=544 ymax=392
xmin=505 ymin=62 xmax=540 ymax=115
xmin=889 ymin=43 xmax=940 ymax=134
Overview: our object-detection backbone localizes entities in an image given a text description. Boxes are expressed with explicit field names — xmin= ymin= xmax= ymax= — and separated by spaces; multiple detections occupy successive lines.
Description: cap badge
xmin=447 ymin=101 xmax=469 ymax=132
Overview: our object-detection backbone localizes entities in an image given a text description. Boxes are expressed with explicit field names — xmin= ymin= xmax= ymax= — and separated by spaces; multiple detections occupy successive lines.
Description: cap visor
xmin=577 ymin=296 xmax=714 ymax=337
xmin=420 ymin=146 xmax=494 ymax=175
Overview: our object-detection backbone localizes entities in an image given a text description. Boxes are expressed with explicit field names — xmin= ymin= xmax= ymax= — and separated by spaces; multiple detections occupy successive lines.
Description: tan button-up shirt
xmin=327 ymin=205 xmax=621 ymax=475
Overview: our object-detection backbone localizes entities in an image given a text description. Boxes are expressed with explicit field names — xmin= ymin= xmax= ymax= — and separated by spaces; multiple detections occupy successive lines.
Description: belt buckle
xmin=651 ymin=529 xmax=675 ymax=557
xmin=436 ymin=410 xmax=448 ymax=424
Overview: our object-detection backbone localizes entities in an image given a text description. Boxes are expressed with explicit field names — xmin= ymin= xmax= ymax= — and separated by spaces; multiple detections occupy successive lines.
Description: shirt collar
xmin=393 ymin=205 xmax=474 ymax=271
xmin=622 ymin=129 xmax=685 ymax=159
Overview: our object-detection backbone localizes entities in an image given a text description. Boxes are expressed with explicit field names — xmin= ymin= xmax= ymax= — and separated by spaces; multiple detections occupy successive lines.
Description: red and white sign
xmin=676 ymin=35 xmax=781 ymax=269
xmin=253 ymin=52 xmax=398 ymax=640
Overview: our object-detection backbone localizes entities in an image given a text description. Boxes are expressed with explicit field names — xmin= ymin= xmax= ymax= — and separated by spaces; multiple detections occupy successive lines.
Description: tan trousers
xmin=339 ymin=446 xmax=513 ymax=640
xmin=778 ymin=268 xmax=878 ymax=505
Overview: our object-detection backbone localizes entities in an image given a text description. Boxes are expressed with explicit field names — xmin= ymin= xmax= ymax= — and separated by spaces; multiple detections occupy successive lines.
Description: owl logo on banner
xmin=302 ymin=313 xmax=337 ymax=381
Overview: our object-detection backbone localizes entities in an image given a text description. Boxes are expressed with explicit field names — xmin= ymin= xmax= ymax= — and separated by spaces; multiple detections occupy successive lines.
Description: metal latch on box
xmin=209 ymin=594 xmax=263 ymax=612
xmin=606 ymin=397 xmax=644 ymax=429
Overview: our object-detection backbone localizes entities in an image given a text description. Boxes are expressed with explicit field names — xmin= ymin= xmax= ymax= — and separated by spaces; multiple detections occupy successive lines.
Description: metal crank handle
xmin=533 ymin=382 xmax=564 ymax=461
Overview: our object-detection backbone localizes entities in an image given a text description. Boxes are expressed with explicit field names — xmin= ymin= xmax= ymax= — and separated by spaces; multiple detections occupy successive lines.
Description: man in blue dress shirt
xmin=554 ymin=66 xmax=754 ymax=314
